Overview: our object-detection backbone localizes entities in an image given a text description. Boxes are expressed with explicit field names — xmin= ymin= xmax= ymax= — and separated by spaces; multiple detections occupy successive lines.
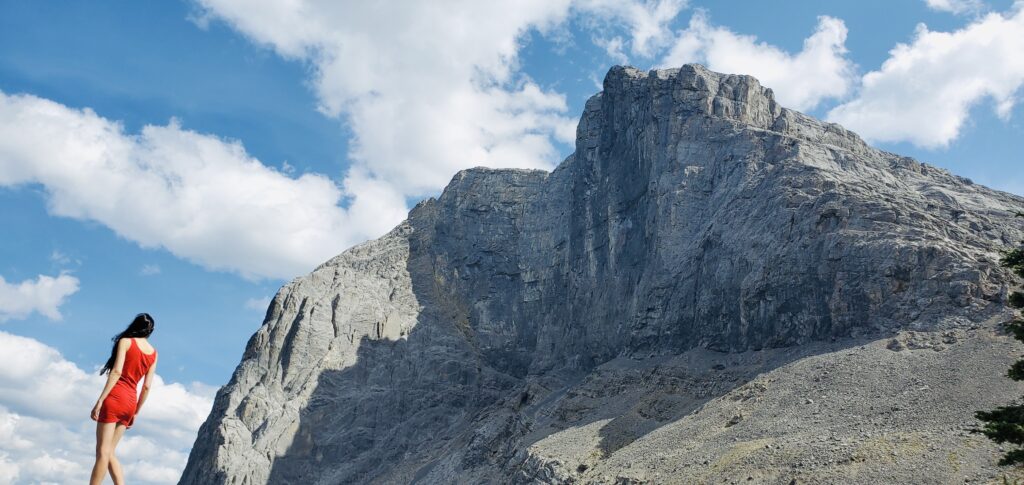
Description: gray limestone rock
xmin=180 ymin=64 xmax=1024 ymax=484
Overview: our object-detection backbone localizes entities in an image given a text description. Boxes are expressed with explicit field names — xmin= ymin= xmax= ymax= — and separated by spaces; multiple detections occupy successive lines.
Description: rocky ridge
xmin=180 ymin=64 xmax=1024 ymax=484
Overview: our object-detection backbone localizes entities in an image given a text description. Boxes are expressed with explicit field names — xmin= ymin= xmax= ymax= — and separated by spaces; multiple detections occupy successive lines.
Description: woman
xmin=89 ymin=313 xmax=158 ymax=485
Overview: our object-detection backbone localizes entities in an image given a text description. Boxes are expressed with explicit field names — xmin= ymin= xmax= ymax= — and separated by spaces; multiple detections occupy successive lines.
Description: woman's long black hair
xmin=100 ymin=313 xmax=155 ymax=375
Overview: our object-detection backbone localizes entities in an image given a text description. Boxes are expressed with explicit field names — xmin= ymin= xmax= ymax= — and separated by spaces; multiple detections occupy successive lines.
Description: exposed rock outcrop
xmin=180 ymin=64 xmax=1024 ymax=484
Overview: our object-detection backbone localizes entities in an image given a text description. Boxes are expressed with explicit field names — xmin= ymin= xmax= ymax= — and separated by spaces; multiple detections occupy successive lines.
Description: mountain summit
xmin=181 ymin=64 xmax=1024 ymax=484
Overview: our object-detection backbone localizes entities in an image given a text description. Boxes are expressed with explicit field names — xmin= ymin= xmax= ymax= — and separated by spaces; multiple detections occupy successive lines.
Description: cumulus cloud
xmin=0 ymin=330 xmax=214 ymax=484
xmin=188 ymin=0 xmax=692 ymax=240
xmin=925 ymin=0 xmax=986 ymax=15
xmin=577 ymin=0 xmax=688 ymax=59
xmin=660 ymin=11 xmax=856 ymax=111
xmin=828 ymin=6 xmax=1024 ymax=147
xmin=192 ymin=0 xmax=580 ymax=198
xmin=0 ymin=91 xmax=407 ymax=280
xmin=0 ymin=273 xmax=79 ymax=322
xmin=244 ymin=296 xmax=271 ymax=311
xmin=2 ymin=2 xmax=692 ymax=281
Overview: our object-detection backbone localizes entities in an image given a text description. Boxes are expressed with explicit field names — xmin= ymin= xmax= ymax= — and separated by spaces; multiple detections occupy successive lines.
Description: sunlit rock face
xmin=180 ymin=64 xmax=1024 ymax=484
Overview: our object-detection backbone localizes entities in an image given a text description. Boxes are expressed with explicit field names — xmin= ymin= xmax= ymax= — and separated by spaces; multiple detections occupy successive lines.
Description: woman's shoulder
xmin=136 ymin=338 xmax=157 ymax=356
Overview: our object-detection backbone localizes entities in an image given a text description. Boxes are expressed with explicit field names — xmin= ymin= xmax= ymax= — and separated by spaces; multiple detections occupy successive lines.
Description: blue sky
xmin=0 ymin=1 xmax=331 ymax=384
xmin=0 ymin=1 xmax=1022 ymax=482
xmin=2 ymin=0 xmax=1021 ymax=387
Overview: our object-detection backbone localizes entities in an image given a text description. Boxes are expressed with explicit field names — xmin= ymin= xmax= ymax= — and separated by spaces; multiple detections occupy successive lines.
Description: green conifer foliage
xmin=977 ymin=212 xmax=1024 ymax=466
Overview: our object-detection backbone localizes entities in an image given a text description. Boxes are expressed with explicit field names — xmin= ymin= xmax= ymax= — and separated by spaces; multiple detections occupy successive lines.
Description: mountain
xmin=180 ymin=64 xmax=1024 ymax=484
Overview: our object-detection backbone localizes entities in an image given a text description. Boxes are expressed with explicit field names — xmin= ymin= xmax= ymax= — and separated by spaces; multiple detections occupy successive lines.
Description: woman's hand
xmin=90 ymin=402 xmax=101 ymax=421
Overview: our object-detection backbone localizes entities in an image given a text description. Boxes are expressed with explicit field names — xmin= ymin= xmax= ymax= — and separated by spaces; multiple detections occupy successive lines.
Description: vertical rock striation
xmin=181 ymin=65 xmax=1024 ymax=484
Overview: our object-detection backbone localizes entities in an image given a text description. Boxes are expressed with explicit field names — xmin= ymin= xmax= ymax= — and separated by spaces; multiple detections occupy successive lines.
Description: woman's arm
xmin=135 ymin=355 xmax=158 ymax=415
xmin=91 ymin=339 xmax=129 ymax=421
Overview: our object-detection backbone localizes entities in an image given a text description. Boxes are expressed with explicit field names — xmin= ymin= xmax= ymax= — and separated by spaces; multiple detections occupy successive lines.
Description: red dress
xmin=98 ymin=338 xmax=156 ymax=428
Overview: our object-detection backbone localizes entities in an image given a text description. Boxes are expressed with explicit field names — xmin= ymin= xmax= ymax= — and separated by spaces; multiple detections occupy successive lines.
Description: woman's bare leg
xmin=107 ymin=424 xmax=128 ymax=485
xmin=90 ymin=422 xmax=116 ymax=485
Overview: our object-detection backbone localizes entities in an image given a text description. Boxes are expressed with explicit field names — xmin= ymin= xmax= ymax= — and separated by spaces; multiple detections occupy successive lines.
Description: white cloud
xmin=594 ymin=35 xmax=630 ymax=63
xmin=0 ymin=330 xmax=214 ymax=484
xmin=49 ymin=250 xmax=78 ymax=267
xmin=244 ymin=296 xmax=271 ymax=311
xmin=0 ymin=91 xmax=408 ymax=280
xmin=925 ymin=0 xmax=986 ymax=15
xmin=0 ymin=273 xmax=79 ymax=322
xmin=0 ymin=453 xmax=18 ymax=484
xmin=1 ymin=2 xmax=692 ymax=281
xmin=189 ymin=0 xmax=689 ymax=244
xmin=7 ymin=2 xmax=640 ymax=281
xmin=577 ymin=0 xmax=688 ymax=59
xmin=828 ymin=6 xmax=1024 ymax=147
xmin=140 ymin=264 xmax=161 ymax=276
xmin=192 ymin=0 xmax=580 ymax=198
xmin=660 ymin=11 xmax=856 ymax=111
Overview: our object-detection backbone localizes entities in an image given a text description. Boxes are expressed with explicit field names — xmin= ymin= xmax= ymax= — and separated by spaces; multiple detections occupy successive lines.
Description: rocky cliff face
xmin=180 ymin=65 xmax=1024 ymax=484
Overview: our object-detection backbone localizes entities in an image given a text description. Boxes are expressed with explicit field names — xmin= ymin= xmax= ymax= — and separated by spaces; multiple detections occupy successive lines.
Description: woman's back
xmin=134 ymin=337 xmax=155 ymax=357
xmin=116 ymin=338 xmax=156 ymax=391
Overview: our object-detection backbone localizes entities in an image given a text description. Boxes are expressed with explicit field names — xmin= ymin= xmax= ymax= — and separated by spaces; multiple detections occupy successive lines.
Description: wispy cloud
xmin=244 ymin=296 xmax=271 ymax=311
xmin=576 ymin=0 xmax=688 ymax=59
xmin=0 ymin=273 xmax=79 ymax=322
xmin=49 ymin=250 xmax=78 ymax=267
xmin=924 ymin=0 xmax=986 ymax=15
xmin=140 ymin=264 xmax=162 ymax=276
